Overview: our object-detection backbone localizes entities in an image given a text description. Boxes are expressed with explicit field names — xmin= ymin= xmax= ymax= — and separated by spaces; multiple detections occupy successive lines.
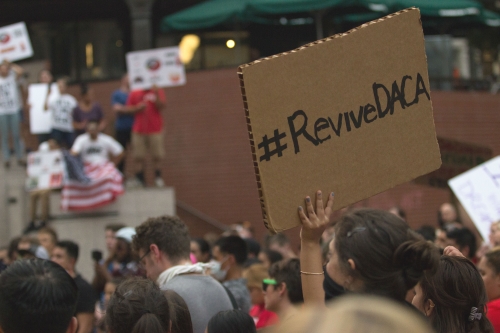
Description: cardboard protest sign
xmin=26 ymin=150 xmax=65 ymax=191
xmin=238 ymin=8 xmax=442 ymax=233
xmin=126 ymin=47 xmax=186 ymax=90
xmin=28 ymin=83 xmax=60 ymax=134
xmin=448 ymin=156 xmax=500 ymax=241
xmin=0 ymin=22 xmax=33 ymax=62
xmin=415 ymin=137 xmax=492 ymax=188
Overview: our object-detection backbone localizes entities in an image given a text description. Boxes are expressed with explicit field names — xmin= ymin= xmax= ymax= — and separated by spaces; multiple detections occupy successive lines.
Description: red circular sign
xmin=0 ymin=34 xmax=10 ymax=44
xmin=146 ymin=58 xmax=161 ymax=71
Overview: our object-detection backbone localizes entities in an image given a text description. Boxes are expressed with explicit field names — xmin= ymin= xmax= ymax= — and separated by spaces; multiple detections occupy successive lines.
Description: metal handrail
xmin=176 ymin=200 xmax=229 ymax=231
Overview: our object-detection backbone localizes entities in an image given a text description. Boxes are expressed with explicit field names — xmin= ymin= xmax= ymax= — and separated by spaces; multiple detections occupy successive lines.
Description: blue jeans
xmin=51 ymin=129 xmax=74 ymax=149
xmin=0 ymin=112 xmax=24 ymax=162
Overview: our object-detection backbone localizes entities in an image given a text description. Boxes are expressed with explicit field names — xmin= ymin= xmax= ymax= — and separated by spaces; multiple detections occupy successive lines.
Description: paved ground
xmin=0 ymin=158 xmax=176 ymax=280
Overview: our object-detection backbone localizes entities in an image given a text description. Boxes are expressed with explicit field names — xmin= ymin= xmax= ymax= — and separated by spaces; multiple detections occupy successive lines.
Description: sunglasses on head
xmin=262 ymin=278 xmax=277 ymax=291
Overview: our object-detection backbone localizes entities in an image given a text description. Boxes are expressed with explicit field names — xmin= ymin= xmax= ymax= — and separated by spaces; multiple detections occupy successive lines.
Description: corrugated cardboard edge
xmin=237 ymin=7 xmax=423 ymax=234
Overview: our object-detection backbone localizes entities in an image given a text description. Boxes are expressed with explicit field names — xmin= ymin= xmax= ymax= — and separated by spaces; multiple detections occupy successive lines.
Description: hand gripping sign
xmin=238 ymin=8 xmax=442 ymax=233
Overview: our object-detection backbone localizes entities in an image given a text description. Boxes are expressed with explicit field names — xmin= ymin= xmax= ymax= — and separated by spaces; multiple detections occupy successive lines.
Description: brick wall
xmin=23 ymin=69 xmax=500 ymax=244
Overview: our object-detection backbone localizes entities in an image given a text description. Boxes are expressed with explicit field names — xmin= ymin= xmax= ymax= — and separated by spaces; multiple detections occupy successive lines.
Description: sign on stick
xmin=449 ymin=156 xmax=500 ymax=241
xmin=126 ymin=47 xmax=186 ymax=90
xmin=238 ymin=8 xmax=442 ymax=233
xmin=0 ymin=22 xmax=33 ymax=62
xmin=28 ymin=83 xmax=59 ymax=134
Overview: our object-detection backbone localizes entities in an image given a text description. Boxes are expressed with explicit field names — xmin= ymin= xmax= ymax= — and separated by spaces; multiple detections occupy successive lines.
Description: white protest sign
xmin=0 ymin=22 xmax=33 ymax=62
xmin=126 ymin=47 xmax=186 ymax=90
xmin=449 ymin=156 xmax=500 ymax=241
xmin=28 ymin=83 xmax=59 ymax=134
xmin=26 ymin=150 xmax=65 ymax=190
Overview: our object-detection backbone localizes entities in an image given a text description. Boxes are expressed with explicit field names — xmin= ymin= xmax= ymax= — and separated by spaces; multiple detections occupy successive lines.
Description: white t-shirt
xmin=0 ymin=70 xmax=21 ymax=115
xmin=72 ymin=133 xmax=123 ymax=164
xmin=48 ymin=93 xmax=77 ymax=132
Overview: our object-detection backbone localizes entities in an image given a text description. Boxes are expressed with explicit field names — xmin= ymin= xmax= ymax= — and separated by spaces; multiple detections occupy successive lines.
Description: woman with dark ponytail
xmin=106 ymin=278 xmax=170 ymax=333
xmin=413 ymin=255 xmax=494 ymax=333
xmin=298 ymin=191 xmax=440 ymax=305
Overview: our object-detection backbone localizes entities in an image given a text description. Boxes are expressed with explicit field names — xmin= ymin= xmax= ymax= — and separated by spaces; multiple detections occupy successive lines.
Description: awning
xmin=161 ymin=0 xmax=248 ymax=31
xmin=481 ymin=9 xmax=500 ymax=27
xmin=335 ymin=1 xmax=500 ymax=27
xmin=161 ymin=0 xmax=356 ymax=32
xmin=356 ymin=0 xmax=483 ymax=17
xmin=161 ymin=0 xmax=491 ymax=33
xmin=246 ymin=0 xmax=352 ymax=15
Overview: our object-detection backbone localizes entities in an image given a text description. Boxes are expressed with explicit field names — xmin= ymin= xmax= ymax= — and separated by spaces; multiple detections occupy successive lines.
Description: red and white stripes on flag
xmin=61 ymin=162 xmax=124 ymax=211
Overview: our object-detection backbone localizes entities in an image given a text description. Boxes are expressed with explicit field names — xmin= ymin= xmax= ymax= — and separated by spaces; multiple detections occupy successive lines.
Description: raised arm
xmin=151 ymin=85 xmax=166 ymax=110
xmin=116 ymin=103 xmax=145 ymax=114
xmin=111 ymin=151 xmax=124 ymax=166
xmin=10 ymin=63 xmax=24 ymax=78
xmin=298 ymin=190 xmax=334 ymax=306
xmin=44 ymin=85 xmax=52 ymax=111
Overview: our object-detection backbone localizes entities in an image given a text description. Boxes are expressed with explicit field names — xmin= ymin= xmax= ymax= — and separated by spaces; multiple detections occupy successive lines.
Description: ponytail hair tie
xmin=142 ymin=309 xmax=151 ymax=316
xmin=469 ymin=307 xmax=482 ymax=321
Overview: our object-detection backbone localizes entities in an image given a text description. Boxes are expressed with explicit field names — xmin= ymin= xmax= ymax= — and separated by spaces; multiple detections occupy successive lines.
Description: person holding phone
xmin=91 ymin=227 xmax=143 ymax=295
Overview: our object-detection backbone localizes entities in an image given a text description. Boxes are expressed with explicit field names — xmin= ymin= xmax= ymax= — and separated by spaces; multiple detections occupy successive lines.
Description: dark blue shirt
xmin=112 ymin=89 xmax=134 ymax=131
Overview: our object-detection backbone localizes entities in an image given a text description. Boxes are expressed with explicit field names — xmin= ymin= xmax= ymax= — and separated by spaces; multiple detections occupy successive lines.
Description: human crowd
xmin=0 ymin=59 xmax=167 ymax=231
xmin=1 ymin=192 xmax=500 ymax=333
xmin=1 ymin=45 xmax=500 ymax=333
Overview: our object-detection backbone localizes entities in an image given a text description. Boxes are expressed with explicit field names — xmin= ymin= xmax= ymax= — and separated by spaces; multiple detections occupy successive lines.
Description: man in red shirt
xmin=126 ymin=85 xmax=166 ymax=187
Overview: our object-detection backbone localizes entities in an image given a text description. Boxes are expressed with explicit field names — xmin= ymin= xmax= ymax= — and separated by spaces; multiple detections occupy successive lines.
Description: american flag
xmin=60 ymin=162 xmax=124 ymax=211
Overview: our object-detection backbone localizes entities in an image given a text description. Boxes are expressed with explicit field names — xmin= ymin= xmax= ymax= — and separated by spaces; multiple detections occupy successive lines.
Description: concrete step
xmin=50 ymin=187 xmax=176 ymax=280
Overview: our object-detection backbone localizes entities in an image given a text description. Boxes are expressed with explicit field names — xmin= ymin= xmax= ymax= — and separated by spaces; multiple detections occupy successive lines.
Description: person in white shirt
xmin=71 ymin=121 xmax=124 ymax=165
xmin=0 ymin=60 xmax=25 ymax=168
xmin=46 ymin=77 xmax=77 ymax=149
xmin=61 ymin=121 xmax=125 ymax=211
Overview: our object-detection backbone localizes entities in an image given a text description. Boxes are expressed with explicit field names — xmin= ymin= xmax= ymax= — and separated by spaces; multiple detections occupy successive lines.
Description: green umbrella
xmin=480 ymin=9 xmax=500 ymax=27
xmin=334 ymin=4 xmax=500 ymax=30
xmin=354 ymin=0 xmax=483 ymax=17
xmin=395 ymin=0 xmax=482 ymax=17
xmin=332 ymin=11 xmax=384 ymax=24
xmin=246 ymin=0 xmax=353 ymax=15
xmin=161 ymin=0 xmax=353 ymax=37
xmin=161 ymin=0 xmax=249 ymax=31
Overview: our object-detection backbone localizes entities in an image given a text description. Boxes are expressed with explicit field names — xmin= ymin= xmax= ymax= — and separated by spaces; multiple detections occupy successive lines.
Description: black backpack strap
xmin=222 ymin=285 xmax=239 ymax=310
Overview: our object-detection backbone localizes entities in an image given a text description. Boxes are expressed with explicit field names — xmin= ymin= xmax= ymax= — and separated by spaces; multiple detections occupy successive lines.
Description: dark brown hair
xmin=163 ymin=290 xmax=193 ymax=333
xmin=485 ymin=247 xmax=500 ymax=274
xmin=7 ymin=236 xmax=21 ymax=261
xmin=419 ymin=256 xmax=494 ymax=333
xmin=269 ymin=258 xmax=303 ymax=304
xmin=446 ymin=228 xmax=477 ymax=260
xmin=207 ymin=310 xmax=256 ymax=333
xmin=215 ymin=236 xmax=248 ymax=265
xmin=38 ymin=226 xmax=59 ymax=242
xmin=106 ymin=278 xmax=170 ymax=333
xmin=106 ymin=223 xmax=126 ymax=233
xmin=334 ymin=208 xmax=439 ymax=301
xmin=133 ymin=216 xmax=190 ymax=263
